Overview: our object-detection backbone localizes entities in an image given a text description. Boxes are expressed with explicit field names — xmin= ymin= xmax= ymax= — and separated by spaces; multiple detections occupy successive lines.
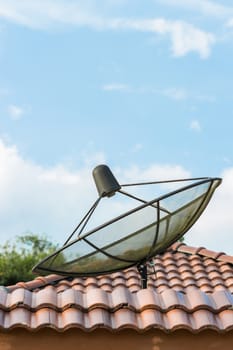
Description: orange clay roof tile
xmin=0 ymin=243 xmax=232 ymax=333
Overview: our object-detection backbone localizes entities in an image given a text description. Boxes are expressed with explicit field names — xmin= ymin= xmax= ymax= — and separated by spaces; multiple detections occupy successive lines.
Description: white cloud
xmin=0 ymin=139 xmax=189 ymax=244
xmin=0 ymin=0 xmax=101 ymax=29
xmin=169 ymin=21 xmax=214 ymax=58
xmin=157 ymin=0 xmax=233 ymax=35
xmin=108 ymin=18 xmax=215 ymax=58
xmin=186 ymin=168 xmax=233 ymax=255
xmin=0 ymin=138 xmax=231 ymax=255
xmin=7 ymin=104 xmax=25 ymax=120
xmin=0 ymin=139 xmax=101 ymax=243
xmin=0 ymin=1 xmax=215 ymax=58
xmin=190 ymin=119 xmax=201 ymax=132
xmin=158 ymin=0 xmax=233 ymax=19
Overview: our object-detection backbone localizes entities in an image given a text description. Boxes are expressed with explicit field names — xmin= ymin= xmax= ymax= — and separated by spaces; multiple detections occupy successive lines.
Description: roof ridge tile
xmin=6 ymin=274 xmax=64 ymax=292
xmin=174 ymin=244 xmax=233 ymax=265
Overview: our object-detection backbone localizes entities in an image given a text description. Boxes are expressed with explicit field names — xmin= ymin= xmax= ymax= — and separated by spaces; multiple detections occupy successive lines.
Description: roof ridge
xmin=171 ymin=242 xmax=233 ymax=265
xmin=6 ymin=274 xmax=65 ymax=292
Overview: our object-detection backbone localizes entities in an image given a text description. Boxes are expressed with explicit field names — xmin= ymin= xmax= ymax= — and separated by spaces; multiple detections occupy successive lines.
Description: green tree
xmin=0 ymin=233 xmax=58 ymax=286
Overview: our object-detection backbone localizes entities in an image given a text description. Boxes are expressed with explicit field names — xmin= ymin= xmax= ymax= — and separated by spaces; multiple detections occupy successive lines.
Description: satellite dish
xmin=32 ymin=165 xmax=222 ymax=288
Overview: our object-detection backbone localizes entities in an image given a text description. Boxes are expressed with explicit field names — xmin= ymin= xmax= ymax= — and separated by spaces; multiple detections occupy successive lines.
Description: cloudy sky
xmin=0 ymin=0 xmax=233 ymax=255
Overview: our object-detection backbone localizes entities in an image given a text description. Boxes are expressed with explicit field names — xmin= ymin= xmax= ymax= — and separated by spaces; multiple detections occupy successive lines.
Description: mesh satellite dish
xmin=33 ymin=165 xmax=222 ymax=288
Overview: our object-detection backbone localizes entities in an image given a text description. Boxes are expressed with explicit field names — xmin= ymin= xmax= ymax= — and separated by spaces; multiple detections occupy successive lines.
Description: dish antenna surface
xmin=33 ymin=165 xmax=222 ymax=288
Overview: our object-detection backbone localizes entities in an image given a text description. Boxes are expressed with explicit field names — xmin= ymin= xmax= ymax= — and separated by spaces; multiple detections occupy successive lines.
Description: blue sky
xmin=0 ymin=0 xmax=233 ymax=255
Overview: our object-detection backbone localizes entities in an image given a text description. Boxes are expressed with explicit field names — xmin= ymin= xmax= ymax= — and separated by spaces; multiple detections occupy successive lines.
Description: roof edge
xmin=171 ymin=243 xmax=233 ymax=265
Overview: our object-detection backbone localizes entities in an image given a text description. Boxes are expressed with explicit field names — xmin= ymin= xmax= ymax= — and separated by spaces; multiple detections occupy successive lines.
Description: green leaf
xmin=0 ymin=233 xmax=58 ymax=286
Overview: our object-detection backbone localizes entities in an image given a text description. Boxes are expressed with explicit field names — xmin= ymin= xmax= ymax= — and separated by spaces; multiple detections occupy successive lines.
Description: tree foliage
xmin=0 ymin=233 xmax=58 ymax=286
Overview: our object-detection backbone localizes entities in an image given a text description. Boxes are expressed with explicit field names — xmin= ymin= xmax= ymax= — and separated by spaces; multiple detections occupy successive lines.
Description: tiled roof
xmin=1 ymin=243 xmax=233 ymax=333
